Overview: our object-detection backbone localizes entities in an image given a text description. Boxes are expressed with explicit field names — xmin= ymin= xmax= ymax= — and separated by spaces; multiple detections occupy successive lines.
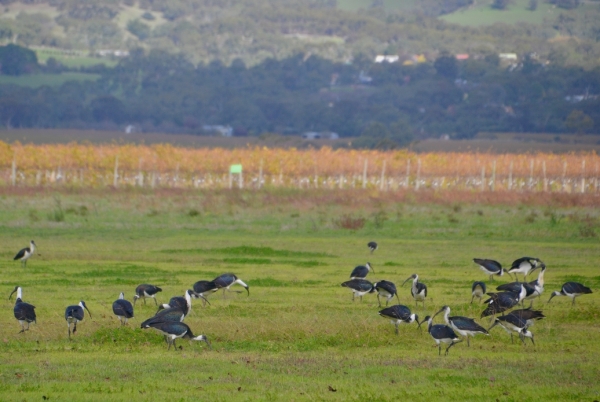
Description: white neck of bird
xmin=443 ymin=309 xmax=450 ymax=324
xmin=185 ymin=291 xmax=192 ymax=309
xmin=119 ymin=293 xmax=125 ymax=300
xmin=236 ymin=279 xmax=248 ymax=288
xmin=30 ymin=242 xmax=35 ymax=252
xmin=537 ymin=270 xmax=545 ymax=285
xmin=17 ymin=287 xmax=22 ymax=300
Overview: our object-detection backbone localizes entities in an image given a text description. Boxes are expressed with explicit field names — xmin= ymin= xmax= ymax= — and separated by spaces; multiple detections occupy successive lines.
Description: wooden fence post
xmin=562 ymin=161 xmax=567 ymax=193
xmin=405 ymin=159 xmax=411 ymax=189
xmin=491 ymin=160 xmax=496 ymax=191
xmin=529 ymin=160 xmax=534 ymax=190
xmin=259 ymin=159 xmax=263 ymax=189
xmin=542 ymin=161 xmax=547 ymax=192
xmin=481 ymin=166 xmax=486 ymax=191
xmin=508 ymin=161 xmax=513 ymax=191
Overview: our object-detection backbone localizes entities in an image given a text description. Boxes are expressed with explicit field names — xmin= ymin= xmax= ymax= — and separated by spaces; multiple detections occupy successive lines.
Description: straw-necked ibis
xmin=112 ymin=292 xmax=134 ymax=326
xmin=378 ymin=305 xmax=419 ymax=335
xmin=488 ymin=315 xmax=534 ymax=345
xmin=473 ymin=258 xmax=507 ymax=281
xmin=471 ymin=281 xmax=487 ymax=304
xmin=192 ymin=280 xmax=218 ymax=305
xmin=341 ymin=279 xmax=374 ymax=302
xmin=507 ymin=257 xmax=544 ymax=281
xmin=419 ymin=315 xmax=462 ymax=356
xmin=433 ymin=305 xmax=488 ymax=346
xmin=367 ymin=241 xmax=378 ymax=254
xmin=133 ymin=284 xmax=162 ymax=306
xmin=373 ymin=280 xmax=399 ymax=307
xmin=402 ymin=274 xmax=427 ymax=307
xmin=548 ymin=282 xmax=592 ymax=305
xmin=213 ymin=273 xmax=249 ymax=297
xmin=146 ymin=321 xmax=211 ymax=351
xmin=14 ymin=240 xmax=36 ymax=267
xmin=9 ymin=286 xmax=36 ymax=333
xmin=65 ymin=301 xmax=91 ymax=339
xmin=350 ymin=262 xmax=374 ymax=279
xmin=481 ymin=284 xmax=527 ymax=318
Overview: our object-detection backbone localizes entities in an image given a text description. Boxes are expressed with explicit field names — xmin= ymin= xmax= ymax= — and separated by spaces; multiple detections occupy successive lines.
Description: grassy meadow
xmin=0 ymin=188 xmax=599 ymax=401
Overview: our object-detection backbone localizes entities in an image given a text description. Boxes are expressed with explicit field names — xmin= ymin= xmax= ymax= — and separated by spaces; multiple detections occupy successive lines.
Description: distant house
xmin=374 ymin=55 xmax=399 ymax=63
xmin=402 ymin=54 xmax=427 ymax=66
xmin=202 ymin=125 xmax=233 ymax=136
xmin=96 ymin=49 xmax=130 ymax=58
xmin=499 ymin=53 xmax=518 ymax=61
xmin=302 ymin=132 xmax=321 ymax=140
xmin=455 ymin=54 xmax=469 ymax=60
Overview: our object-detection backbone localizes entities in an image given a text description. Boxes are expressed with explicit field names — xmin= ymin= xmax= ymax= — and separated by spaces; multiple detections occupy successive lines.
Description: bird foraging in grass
xmin=65 ymin=301 xmax=91 ymax=339
xmin=378 ymin=304 xmax=419 ymax=335
xmin=9 ymin=286 xmax=36 ymax=333
xmin=112 ymin=292 xmax=134 ymax=326
xmin=341 ymin=279 xmax=375 ymax=302
xmin=548 ymin=282 xmax=592 ymax=305
xmin=367 ymin=241 xmax=378 ymax=254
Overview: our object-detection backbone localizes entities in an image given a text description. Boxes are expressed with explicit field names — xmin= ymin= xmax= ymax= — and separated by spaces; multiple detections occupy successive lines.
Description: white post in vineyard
xmin=380 ymin=160 xmax=386 ymax=191
xmin=491 ymin=160 xmax=496 ymax=192
xmin=581 ymin=160 xmax=586 ymax=194
xmin=113 ymin=156 xmax=119 ymax=187
xmin=508 ymin=161 xmax=513 ymax=191
xmin=259 ymin=159 xmax=263 ymax=189
xmin=562 ymin=161 xmax=567 ymax=192
xmin=416 ymin=159 xmax=421 ymax=191
xmin=481 ymin=166 xmax=486 ymax=192
xmin=542 ymin=161 xmax=547 ymax=192
xmin=529 ymin=160 xmax=534 ymax=190
xmin=362 ymin=159 xmax=368 ymax=189
xmin=405 ymin=159 xmax=410 ymax=189
xmin=11 ymin=158 xmax=16 ymax=186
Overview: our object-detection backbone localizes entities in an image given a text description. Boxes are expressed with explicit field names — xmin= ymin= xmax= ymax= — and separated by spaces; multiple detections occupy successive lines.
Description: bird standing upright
xmin=112 ymin=292 xmax=134 ymax=326
xmin=350 ymin=262 xmax=374 ymax=279
xmin=9 ymin=286 xmax=36 ymax=333
xmin=367 ymin=241 xmax=378 ymax=254
xmin=65 ymin=301 xmax=91 ymax=339
xmin=402 ymin=274 xmax=428 ymax=307
xmin=548 ymin=282 xmax=592 ymax=305
xmin=14 ymin=240 xmax=36 ymax=267
xmin=133 ymin=284 xmax=162 ymax=306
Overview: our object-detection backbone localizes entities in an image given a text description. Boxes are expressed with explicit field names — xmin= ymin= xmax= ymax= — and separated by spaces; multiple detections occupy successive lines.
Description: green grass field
xmin=0 ymin=189 xmax=598 ymax=400
xmin=440 ymin=0 xmax=595 ymax=27
xmin=0 ymin=73 xmax=101 ymax=88
xmin=35 ymin=49 xmax=119 ymax=69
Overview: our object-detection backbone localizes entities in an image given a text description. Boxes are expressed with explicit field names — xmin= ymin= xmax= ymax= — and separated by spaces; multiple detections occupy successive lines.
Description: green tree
xmin=0 ymin=44 xmax=38 ymax=75
xmin=565 ymin=110 xmax=594 ymax=134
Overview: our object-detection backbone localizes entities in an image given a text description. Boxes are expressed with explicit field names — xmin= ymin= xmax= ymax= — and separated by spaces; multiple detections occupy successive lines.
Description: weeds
xmin=333 ymin=214 xmax=366 ymax=230
xmin=372 ymin=210 xmax=388 ymax=229
xmin=47 ymin=196 xmax=65 ymax=222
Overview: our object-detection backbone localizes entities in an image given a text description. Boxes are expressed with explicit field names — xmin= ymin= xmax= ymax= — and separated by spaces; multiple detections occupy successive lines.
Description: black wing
xmin=113 ymin=299 xmax=134 ymax=318
xmin=14 ymin=247 xmax=28 ymax=260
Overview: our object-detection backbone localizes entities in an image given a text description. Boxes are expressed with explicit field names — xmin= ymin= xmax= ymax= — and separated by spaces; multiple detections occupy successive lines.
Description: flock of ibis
xmin=341 ymin=243 xmax=593 ymax=356
xmin=8 ymin=239 xmax=594 ymax=354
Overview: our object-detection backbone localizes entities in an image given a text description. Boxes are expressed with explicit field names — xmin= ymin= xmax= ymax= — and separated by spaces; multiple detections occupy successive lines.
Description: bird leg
xmin=395 ymin=324 xmax=399 ymax=335
xmin=510 ymin=333 xmax=514 ymax=344
xmin=467 ymin=336 xmax=470 ymax=347
xmin=438 ymin=344 xmax=441 ymax=356
xmin=470 ymin=295 xmax=474 ymax=304
xmin=73 ymin=323 xmax=77 ymax=334
xmin=445 ymin=342 xmax=457 ymax=356
xmin=153 ymin=297 xmax=157 ymax=306
xmin=377 ymin=294 xmax=381 ymax=307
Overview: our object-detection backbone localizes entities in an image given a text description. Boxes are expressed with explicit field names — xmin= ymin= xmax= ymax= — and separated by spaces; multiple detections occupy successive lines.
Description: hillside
xmin=0 ymin=0 xmax=599 ymax=67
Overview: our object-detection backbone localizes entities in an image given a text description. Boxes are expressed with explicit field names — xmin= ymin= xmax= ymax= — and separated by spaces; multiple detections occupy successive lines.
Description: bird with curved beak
xmin=157 ymin=289 xmax=210 ymax=316
xmin=9 ymin=286 xmax=36 ymax=333
xmin=65 ymin=301 xmax=91 ymax=339
xmin=212 ymin=273 xmax=249 ymax=298
xmin=341 ymin=279 xmax=375 ymax=302
xmin=548 ymin=282 xmax=592 ymax=306
xmin=473 ymin=258 xmax=510 ymax=281
xmin=471 ymin=281 xmax=487 ymax=304
xmin=378 ymin=304 xmax=420 ymax=335
xmin=433 ymin=305 xmax=488 ymax=347
xmin=419 ymin=315 xmax=462 ymax=356
xmin=488 ymin=315 xmax=534 ymax=345
xmin=146 ymin=321 xmax=211 ymax=351
xmin=402 ymin=274 xmax=427 ymax=307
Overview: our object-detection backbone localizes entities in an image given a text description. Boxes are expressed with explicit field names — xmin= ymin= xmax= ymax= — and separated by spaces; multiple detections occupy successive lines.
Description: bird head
xmin=433 ymin=305 xmax=449 ymax=320
xmin=419 ymin=315 xmax=431 ymax=328
xmin=402 ymin=274 xmax=417 ymax=287
xmin=520 ymin=329 xmax=534 ymax=345
xmin=9 ymin=286 xmax=20 ymax=300
xmin=413 ymin=314 xmax=421 ymax=330
xmin=547 ymin=291 xmax=561 ymax=303
xmin=156 ymin=303 xmax=170 ymax=313
xmin=80 ymin=301 xmax=92 ymax=318
xmin=192 ymin=334 xmax=212 ymax=349
xmin=133 ymin=295 xmax=140 ymax=306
